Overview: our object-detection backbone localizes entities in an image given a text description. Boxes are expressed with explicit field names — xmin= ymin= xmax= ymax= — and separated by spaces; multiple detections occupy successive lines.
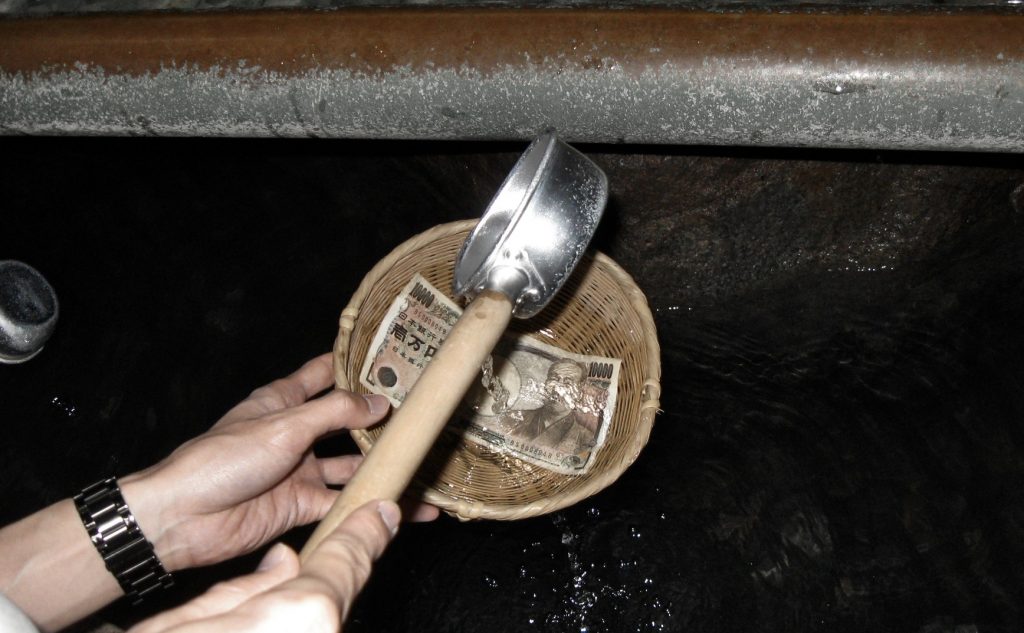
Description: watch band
xmin=73 ymin=477 xmax=174 ymax=605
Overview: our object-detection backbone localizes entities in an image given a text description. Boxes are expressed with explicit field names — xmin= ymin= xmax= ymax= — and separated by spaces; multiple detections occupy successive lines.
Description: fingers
xmin=307 ymin=460 xmax=440 ymax=525
xmin=130 ymin=502 xmax=400 ymax=633
xmin=236 ymin=354 xmax=337 ymax=417
xmin=289 ymin=500 xmax=400 ymax=623
xmin=318 ymin=454 xmax=364 ymax=485
xmin=400 ymin=499 xmax=442 ymax=523
xmin=293 ymin=391 xmax=390 ymax=431
xmin=128 ymin=543 xmax=300 ymax=633
xmin=217 ymin=353 xmax=392 ymax=445
xmin=262 ymin=391 xmax=390 ymax=454
xmin=288 ymin=353 xmax=337 ymax=401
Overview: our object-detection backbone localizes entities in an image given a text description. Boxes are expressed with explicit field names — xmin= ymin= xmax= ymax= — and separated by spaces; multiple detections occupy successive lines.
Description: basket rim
xmin=334 ymin=219 xmax=662 ymax=520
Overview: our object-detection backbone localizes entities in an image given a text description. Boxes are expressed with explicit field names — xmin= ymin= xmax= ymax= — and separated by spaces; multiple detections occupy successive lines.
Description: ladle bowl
xmin=454 ymin=131 xmax=608 ymax=318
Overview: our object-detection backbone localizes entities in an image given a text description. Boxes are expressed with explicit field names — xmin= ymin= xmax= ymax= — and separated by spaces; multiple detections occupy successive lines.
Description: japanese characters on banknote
xmin=359 ymin=274 xmax=621 ymax=475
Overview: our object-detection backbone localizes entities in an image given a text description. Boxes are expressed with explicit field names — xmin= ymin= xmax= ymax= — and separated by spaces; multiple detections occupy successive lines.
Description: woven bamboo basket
xmin=334 ymin=220 xmax=661 ymax=521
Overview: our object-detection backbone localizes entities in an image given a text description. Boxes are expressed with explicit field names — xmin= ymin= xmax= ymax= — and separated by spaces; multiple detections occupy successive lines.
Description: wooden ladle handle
xmin=299 ymin=290 xmax=513 ymax=562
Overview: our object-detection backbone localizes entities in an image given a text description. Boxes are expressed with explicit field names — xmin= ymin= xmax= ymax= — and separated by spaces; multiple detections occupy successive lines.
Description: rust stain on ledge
xmin=1 ymin=8 xmax=1023 ymax=77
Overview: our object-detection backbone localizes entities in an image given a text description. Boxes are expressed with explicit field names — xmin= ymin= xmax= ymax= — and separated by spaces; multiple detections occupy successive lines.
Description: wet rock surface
xmin=2 ymin=137 xmax=1024 ymax=632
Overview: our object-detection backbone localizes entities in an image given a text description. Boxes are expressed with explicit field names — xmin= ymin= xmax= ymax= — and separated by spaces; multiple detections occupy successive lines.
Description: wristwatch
xmin=74 ymin=477 xmax=174 ymax=604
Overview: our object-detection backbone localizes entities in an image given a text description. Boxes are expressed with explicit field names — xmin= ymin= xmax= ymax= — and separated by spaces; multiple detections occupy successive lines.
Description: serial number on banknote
xmin=359 ymin=274 xmax=621 ymax=476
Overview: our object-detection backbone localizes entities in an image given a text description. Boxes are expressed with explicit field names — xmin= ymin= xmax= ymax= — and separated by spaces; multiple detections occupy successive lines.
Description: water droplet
xmin=572 ymin=571 xmax=588 ymax=588
xmin=573 ymin=590 xmax=597 ymax=609
xmin=50 ymin=395 xmax=77 ymax=417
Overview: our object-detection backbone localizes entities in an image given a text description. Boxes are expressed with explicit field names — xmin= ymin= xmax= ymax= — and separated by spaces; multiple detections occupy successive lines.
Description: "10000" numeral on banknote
xmin=360 ymin=274 xmax=621 ymax=475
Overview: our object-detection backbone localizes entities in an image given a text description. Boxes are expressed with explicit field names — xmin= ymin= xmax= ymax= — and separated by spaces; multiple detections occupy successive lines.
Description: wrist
xmin=74 ymin=477 xmax=174 ymax=604
xmin=118 ymin=470 xmax=190 ymax=573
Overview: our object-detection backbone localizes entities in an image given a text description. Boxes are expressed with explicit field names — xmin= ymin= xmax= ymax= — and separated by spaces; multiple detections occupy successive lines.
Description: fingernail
xmin=257 ymin=543 xmax=288 ymax=571
xmin=363 ymin=394 xmax=390 ymax=416
xmin=377 ymin=500 xmax=401 ymax=536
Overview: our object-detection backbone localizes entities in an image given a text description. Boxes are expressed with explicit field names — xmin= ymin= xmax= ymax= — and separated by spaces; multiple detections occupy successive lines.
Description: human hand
xmin=128 ymin=499 xmax=400 ymax=633
xmin=120 ymin=354 xmax=438 ymax=571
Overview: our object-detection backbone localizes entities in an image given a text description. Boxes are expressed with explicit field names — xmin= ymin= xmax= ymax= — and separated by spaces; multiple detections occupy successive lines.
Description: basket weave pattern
xmin=335 ymin=220 xmax=661 ymax=520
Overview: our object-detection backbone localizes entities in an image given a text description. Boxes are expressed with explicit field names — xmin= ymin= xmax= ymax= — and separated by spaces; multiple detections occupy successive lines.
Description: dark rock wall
xmin=2 ymin=137 xmax=1024 ymax=632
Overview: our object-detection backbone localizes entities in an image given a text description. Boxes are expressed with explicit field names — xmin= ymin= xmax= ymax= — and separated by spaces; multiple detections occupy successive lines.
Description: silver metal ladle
xmin=301 ymin=132 xmax=607 ymax=558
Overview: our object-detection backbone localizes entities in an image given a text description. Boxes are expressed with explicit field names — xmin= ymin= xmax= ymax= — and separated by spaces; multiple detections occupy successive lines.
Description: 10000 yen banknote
xmin=360 ymin=274 xmax=621 ymax=475
xmin=358 ymin=274 xmax=461 ymax=407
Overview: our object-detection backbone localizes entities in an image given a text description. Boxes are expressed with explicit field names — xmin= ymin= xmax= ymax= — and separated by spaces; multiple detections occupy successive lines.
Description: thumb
xmin=128 ymin=543 xmax=300 ymax=633
xmin=289 ymin=500 xmax=401 ymax=622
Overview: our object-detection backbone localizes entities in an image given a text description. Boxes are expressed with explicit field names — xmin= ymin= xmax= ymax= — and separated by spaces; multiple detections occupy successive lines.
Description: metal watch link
xmin=73 ymin=477 xmax=174 ymax=605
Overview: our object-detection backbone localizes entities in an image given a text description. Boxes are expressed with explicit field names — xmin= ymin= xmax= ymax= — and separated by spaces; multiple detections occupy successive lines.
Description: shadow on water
xmin=2 ymin=137 xmax=1024 ymax=632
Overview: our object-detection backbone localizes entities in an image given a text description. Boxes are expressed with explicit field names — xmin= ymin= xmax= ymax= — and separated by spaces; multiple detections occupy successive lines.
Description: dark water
xmin=2 ymin=138 xmax=1024 ymax=633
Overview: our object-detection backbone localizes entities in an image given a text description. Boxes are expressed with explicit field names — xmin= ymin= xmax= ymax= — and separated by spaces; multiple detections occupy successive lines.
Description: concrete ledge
xmin=1 ymin=8 xmax=1022 ymax=151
